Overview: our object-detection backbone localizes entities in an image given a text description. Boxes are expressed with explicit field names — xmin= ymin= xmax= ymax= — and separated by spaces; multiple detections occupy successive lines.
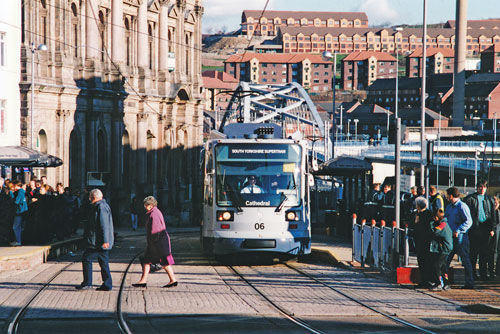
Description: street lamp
xmin=30 ymin=42 xmax=48 ymax=149
xmin=322 ymin=50 xmax=337 ymax=155
xmin=353 ymin=119 xmax=359 ymax=141
xmin=421 ymin=0 xmax=428 ymax=188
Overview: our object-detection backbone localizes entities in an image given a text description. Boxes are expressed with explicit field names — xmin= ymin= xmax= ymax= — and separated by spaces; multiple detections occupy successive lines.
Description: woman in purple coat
xmin=133 ymin=196 xmax=178 ymax=288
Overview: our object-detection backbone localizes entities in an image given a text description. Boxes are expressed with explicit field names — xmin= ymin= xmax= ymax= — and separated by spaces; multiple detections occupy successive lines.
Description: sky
xmin=203 ymin=0 xmax=500 ymax=33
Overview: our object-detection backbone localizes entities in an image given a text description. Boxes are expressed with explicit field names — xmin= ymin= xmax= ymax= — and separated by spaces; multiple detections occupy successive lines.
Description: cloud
xmin=357 ymin=0 xmax=399 ymax=26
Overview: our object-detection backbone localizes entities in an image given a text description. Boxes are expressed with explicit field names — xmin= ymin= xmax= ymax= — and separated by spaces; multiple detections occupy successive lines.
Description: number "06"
xmin=254 ymin=223 xmax=265 ymax=230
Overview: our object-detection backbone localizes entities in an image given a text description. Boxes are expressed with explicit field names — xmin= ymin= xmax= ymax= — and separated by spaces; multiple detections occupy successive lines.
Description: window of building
xmin=0 ymin=32 xmax=4 ymax=66
xmin=262 ymin=78 xmax=267 ymax=82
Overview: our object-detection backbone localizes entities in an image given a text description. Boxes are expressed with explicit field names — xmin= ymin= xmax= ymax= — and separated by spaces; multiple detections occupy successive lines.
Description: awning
xmin=0 ymin=146 xmax=63 ymax=167
xmin=314 ymin=155 xmax=372 ymax=176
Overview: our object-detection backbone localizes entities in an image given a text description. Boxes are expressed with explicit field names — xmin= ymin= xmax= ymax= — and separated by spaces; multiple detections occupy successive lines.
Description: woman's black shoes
xmin=163 ymin=281 xmax=178 ymax=288
xmin=132 ymin=283 xmax=147 ymax=287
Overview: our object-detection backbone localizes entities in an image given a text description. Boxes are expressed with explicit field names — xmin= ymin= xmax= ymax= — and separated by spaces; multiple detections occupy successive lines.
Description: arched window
xmin=185 ymin=33 xmax=190 ymax=75
xmin=125 ymin=17 xmax=131 ymax=66
xmin=37 ymin=129 xmax=48 ymax=178
xmin=71 ymin=3 xmax=79 ymax=57
xmin=97 ymin=130 xmax=107 ymax=172
xmin=148 ymin=24 xmax=154 ymax=70
xmin=69 ymin=129 xmax=82 ymax=189
xmin=168 ymin=29 xmax=173 ymax=53
xmin=99 ymin=11 xmax=106 ymax=62
xmin=40 ymin=0 xmax=48 ymax=45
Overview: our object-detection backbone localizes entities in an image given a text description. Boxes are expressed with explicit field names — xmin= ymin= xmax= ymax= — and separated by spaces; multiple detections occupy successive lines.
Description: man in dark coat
xmin=76 ymin=189 xmax=114 ymax=291
xmin=463 ymin=180 xmax=497 ymax=280
xmin=414 ymin=197 xmax=433 ymax=288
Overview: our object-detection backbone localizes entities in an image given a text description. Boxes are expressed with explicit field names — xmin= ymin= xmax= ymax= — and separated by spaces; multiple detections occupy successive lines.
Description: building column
xmin=86 ymin=114 xmax=97 ymax=172
xmin=136 ymin=113 xmax=148 ymax=185
xmin=112 ymin=0 xmax=124 ymax=64
xmin=111 ymin=116 xmax=123 ymax=188
xmin=158 ymin=1 xmax=169 ymax=72
xmin=137 ymin=0 xmax=148 ymax=69
xmin=85 ymin=0 xmax=99 ymax=62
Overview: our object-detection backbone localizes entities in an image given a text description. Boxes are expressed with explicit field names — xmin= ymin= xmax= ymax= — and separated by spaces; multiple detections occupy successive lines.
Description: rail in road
xmin=3 ymin=230 xmax=499 ymax=334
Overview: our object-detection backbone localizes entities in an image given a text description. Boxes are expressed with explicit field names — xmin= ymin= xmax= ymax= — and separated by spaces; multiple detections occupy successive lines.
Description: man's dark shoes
xmin=461 ymin=284 xmax=474 ymax=289
xmin=76 ymin=284 xmax=92 ymax=290
xmin=442 ymin=284 xmax=451 ymax=291
xmin=96 ymin=285 xmax=112 ymax=291
xmin=132 ymin=283 xmax=147 ymax=287
xmin=163 ymin=281 xmax=178 ymax=288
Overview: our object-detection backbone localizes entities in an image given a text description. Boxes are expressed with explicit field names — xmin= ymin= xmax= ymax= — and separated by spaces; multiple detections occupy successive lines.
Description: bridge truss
xmin=218 ymin=82 xmax=327 ymax=141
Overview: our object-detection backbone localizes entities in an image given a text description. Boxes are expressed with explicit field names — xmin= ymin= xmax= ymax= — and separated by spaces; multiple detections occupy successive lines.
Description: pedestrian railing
xmin=351 ymin=214 xmax=409 ymax=270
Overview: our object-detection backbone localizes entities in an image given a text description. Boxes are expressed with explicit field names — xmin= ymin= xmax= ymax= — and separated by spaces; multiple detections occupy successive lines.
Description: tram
xmin=201 ymin=124 xmax=312 ymax=257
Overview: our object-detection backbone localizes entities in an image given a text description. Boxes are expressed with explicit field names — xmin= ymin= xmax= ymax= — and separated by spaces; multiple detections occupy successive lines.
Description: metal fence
xmin=351 ymin=215 xmax=409 ymax=270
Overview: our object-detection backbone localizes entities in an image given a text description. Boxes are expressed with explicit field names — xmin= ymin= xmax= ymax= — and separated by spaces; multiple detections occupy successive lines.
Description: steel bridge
xmin=218 ymin=82 xmax=327 ymax=142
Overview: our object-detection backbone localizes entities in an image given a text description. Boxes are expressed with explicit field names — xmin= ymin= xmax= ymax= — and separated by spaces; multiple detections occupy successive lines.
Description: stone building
xmin=21 ymin=0 xmax=204 ymax=225
xmin=0 ymin=1 xmax=22 ymax=146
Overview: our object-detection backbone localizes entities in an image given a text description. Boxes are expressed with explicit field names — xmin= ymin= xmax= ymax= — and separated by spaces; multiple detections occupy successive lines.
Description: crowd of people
xmin=408 ymin=182 xmax=499 ymax=290
xmin=0 ymin=176 xmax=86 ymax=246
xmin=362 ymin=180 xmax=500 ymax=290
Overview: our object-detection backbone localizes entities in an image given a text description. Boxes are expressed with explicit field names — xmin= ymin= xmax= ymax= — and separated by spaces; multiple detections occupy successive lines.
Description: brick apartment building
xmin=278 ymin=25 xmax=500 ymax=56
xmin=406 ymin=47 xmax=455 ymax=77
xmin=241 ymin=10 xmax=368 ymax=37
xmin=224 ymin=53 xmax=333 ymax=94
xmin=480 ymin=44 xmax=500 ymax=73
xmin=341 ymin=51 xmax=397 ymax=90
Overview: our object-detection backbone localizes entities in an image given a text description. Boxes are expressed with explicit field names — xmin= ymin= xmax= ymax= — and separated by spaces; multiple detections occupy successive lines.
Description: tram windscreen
xmin=215 ymin=143 xmax=302 ymax=207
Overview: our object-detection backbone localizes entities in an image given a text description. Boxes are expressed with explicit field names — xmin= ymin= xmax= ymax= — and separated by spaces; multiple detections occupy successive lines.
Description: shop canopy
xmin=314 ymin=156 xmax=372 ymax=176
xmin=0 ymin=146 xmax=63 ymax=167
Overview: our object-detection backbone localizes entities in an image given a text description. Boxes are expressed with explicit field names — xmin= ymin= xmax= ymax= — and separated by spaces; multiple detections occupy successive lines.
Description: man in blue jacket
xmin=76 ymin=189 xmax=114 ymax=291
xmin=11 ymin=181 xmax=28 ymax=246
xmin=444 ymin=187 xmax=474 ymax=289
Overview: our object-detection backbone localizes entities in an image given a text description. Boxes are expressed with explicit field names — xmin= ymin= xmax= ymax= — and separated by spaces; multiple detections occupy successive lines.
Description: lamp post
xmin=354 ymin=119 xmax=359 ymax=141
xmin=322 ymin=50 xmax=337 ymax=155
xmin=394 ymin=26 xmax=403 ymax=119
xmin=30 ymin=42 xmax=48 ymax=149
xmin=421 ymin=0 xmax=428 ymax=188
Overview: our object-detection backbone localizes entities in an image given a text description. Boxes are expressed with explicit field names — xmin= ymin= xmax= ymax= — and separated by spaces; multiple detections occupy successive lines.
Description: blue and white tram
xmin=201 ymin=136 xmax=312 ymax=256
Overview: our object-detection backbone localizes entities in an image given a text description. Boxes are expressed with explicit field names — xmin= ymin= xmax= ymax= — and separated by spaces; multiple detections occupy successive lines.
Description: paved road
xmin=1 ymin=230 xmax=500 ymax=333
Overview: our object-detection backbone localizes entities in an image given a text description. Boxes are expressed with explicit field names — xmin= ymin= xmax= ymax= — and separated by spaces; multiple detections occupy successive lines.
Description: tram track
xmin=284 ymin=262 xmax=437 ymax=334
xmin=227 ymin=265 xmax=326 ymax=334
xmin=5 ymin=262 xmax=75 ymax=334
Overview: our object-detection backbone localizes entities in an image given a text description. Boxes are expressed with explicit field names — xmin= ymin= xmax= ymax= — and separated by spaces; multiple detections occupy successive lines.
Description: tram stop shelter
xmin=313 ymin=156 xmax=373 ymax=237
xmin=0 ymin=146 xmax=63 ymax=181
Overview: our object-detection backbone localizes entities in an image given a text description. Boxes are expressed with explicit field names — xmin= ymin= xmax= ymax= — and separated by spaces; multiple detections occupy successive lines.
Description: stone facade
xmin=21 ymin=0 xmax=204 ymax=225
xmin=0 ymin=1 xmax=21 ymax=146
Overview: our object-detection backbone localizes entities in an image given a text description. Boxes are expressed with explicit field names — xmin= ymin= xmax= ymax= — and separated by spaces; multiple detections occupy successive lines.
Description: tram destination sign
xmin=228 ymin=144 xmax=288 ymax=159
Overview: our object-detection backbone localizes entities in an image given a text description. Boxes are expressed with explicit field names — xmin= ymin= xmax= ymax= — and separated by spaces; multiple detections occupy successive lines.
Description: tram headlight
xmin=217 ymin=210 xmax=234 ymax=221
xmin=285 ymin=210 xmax=300 ymax=221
